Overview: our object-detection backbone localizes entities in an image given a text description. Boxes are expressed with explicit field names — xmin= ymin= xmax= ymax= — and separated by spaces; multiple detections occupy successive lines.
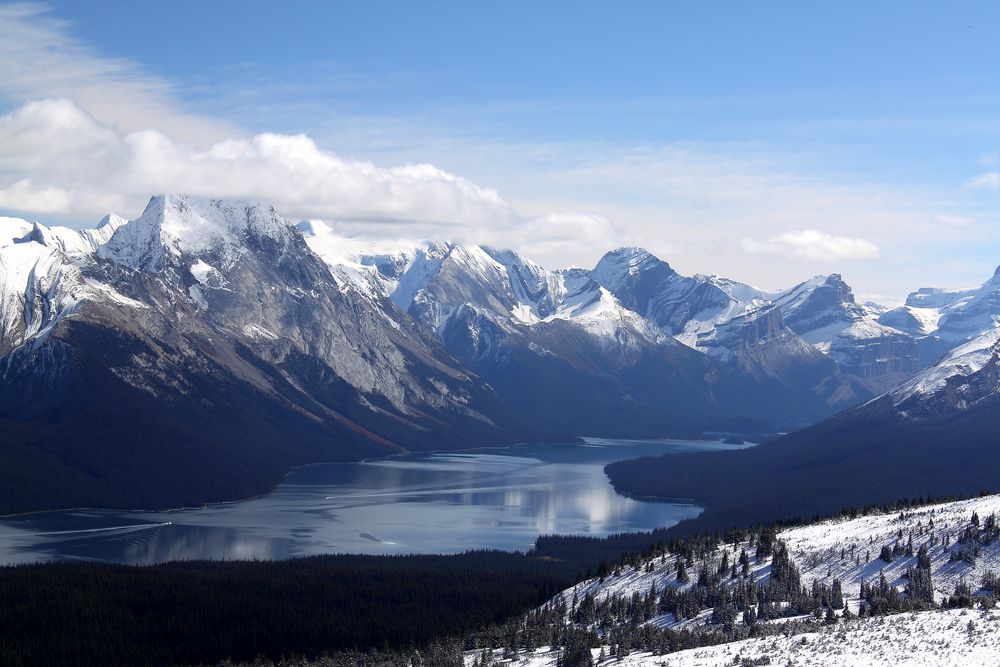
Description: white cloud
xmin=0 ymin=99 xmax=623 ymax=263
xmin=741 ymin=230 xmax=880 ymax=262
xmin=0 ymin=99 xmax=525 ymax=232
xmin=502 ymin=212 xmax=619 ymax=264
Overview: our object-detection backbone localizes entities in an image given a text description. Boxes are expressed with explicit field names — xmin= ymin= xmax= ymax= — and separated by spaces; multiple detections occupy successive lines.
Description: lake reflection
xmin=0 ymin=437 xmax=752 ymax=564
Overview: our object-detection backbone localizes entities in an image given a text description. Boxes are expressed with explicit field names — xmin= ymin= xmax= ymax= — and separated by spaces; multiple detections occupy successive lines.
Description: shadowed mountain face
xmin=347 ymin=242 xmax=885 ymax=433
xmin=361 ymin=243 xmax=909 ymax=431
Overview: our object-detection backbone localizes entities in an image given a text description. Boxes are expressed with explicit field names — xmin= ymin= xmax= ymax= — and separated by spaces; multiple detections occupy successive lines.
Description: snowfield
xmin=782 ymin=494 xmax=1000 ymax=603
xmin=471 ymin=609 xmax=1000 ymax=666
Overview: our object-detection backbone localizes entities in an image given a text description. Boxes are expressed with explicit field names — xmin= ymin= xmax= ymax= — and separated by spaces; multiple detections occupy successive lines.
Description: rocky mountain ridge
xmin=3 ymin=195 xmax=1000 ymax=513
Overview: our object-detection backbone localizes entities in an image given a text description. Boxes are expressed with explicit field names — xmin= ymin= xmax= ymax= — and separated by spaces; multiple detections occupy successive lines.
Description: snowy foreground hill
xmin=460 ymin=495 xmax=1000 ymax=666
xmin=486 ymin=610 xmax=1000 ymax=667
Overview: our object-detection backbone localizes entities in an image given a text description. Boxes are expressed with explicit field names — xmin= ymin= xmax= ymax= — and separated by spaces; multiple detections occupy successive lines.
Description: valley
xmin=6 ymin=195 xmax=997 ymax=518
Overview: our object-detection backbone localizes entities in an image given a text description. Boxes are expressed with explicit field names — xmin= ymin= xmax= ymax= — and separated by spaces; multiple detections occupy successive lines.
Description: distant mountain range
xmin=2 ymin=194 xmax=999 ymax=515
xmin=607 ymin=270 xmax=1000 ymax=534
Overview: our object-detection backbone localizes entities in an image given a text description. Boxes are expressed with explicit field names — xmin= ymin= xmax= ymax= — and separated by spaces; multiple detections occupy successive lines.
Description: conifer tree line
xmin=5 ymin=497 xmax=1000 ymax=666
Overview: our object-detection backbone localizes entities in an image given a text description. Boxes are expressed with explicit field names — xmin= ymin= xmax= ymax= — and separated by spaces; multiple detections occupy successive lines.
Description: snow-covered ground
xmin=464 ymin=494 xmax=1000 ymax=666
xmin=783 ymin=494 xmax=1000 ymax=602
xmin=474 ymin=608 xmax=1000 ymax=666
xmin=550 ymin=494 xmax=1000 ymax=627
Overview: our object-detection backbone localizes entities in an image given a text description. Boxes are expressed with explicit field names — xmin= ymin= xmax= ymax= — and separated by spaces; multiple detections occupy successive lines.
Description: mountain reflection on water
xmin=0 ymin=437 xmax=753 ymax=564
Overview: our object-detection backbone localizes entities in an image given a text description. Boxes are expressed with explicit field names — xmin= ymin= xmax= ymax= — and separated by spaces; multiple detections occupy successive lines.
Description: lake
xmin=0 ymin=436 xmax=752 ymax=564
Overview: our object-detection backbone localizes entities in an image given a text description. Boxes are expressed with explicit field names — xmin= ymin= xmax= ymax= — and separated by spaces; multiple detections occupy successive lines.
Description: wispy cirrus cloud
xmin=969 ymin=172 xmax=1000 ymax=189
xmin=0 ymin=2 xmax=234 ymax=143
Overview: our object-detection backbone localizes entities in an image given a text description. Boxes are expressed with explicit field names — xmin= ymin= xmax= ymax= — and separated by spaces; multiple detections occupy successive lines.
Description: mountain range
xmin=2 ymin=194 xmax=999 ymax=515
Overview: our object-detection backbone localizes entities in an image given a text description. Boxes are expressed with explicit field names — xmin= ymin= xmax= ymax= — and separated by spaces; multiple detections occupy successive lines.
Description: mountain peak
xmin=591 ymin=246 xmax=673 ymax=289
xmin=100 ymin=195 xmax=297 ymax=272
xmin=97 ymin=213 xmax=128 ymax=230
xmin=604 ymin=246 xmax=663 ymax=266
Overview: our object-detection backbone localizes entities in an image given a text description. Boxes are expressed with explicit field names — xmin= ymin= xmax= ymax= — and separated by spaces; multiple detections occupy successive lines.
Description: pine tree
xmin=739 ymin=549 xmax=751 ymax=577
xmin=831 ymin=578 xmax=845 ymax=610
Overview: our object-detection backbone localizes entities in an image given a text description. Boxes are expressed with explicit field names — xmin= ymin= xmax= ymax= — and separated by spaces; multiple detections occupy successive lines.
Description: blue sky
xmin=1 ymin=1 xmax=999 ymax=300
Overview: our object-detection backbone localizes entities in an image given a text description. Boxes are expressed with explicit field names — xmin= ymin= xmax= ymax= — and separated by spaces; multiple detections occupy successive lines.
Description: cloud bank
xmin=0 ymin=98 xmax=621 ymax=258
xmin=0 ymin=98 xmax=519 ymax=224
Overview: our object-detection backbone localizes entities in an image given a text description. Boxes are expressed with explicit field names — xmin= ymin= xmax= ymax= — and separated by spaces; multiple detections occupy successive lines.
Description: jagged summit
xmin=99 ymin=195 xmax=298 ymax=272
xmin=591 ymin=246 xmax=672 ymax=288
xmin=10 ymin=215 xmax=127 ymax=255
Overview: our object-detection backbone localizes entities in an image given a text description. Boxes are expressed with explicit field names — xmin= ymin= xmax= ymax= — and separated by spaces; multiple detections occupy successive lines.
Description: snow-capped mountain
xmin=859 ymin=265 xmax=1000 ymax=419
xmin=588 ymin=248 xmax=873 ymax=410
xmin=0 ymin=216 xmax=35 ymax=245
xmin=5 ymin=194 xmax=1000 ymax=515
xmin=588 ymin=249 xmax=914 ymax=390
xmin=774 ymin=273 xmax=919 ymax=393
xmin=302 ymin=236 xmax=875 ymax=430
xmin=888 ymin=328 xmax=1000 ymax=418
xmin=591 ymin=248 xmax=808 ymax=360
xmin=880 ymin=266 xmax=1000 ymax=365
xmin=0 ymin=195 xmax=528 ymax=513
xmin=605 ymin=261 xmax=1000 ymax=534
xmin=327 ymin=238 xmax=728 ymax=436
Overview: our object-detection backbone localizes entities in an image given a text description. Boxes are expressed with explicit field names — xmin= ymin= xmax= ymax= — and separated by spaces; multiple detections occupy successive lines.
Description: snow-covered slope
xmin=462 ymin=494 xmax=1000 ymax=667
xmin=547 ymin=496 xmax=1000 ymax=632
xmin=17 ymin=215 xmax=128 ymax=255
xmin=481 ymin=609 xmax=1000 ymax=666
xmin=881 ymin=267 xmax=1000 ymax=349
xmin=0 ymin=220 xmax=144 ymax=359
xmin=774 ymin=274 xmax=918 ymax=392
xmin=295 ymin=219 xmax=417 ymax=297
xmin=887 ymin=328 xmax=1000 ymax=417
xmin=783 ymin=494 xmax=1000 ymax=606
xmin=0 ymin=217 xmax=34 ymax=247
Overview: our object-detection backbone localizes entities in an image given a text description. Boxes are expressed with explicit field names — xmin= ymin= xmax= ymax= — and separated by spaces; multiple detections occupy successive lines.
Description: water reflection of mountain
xmin=0 ymin=438 xmax=748 ymax=565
